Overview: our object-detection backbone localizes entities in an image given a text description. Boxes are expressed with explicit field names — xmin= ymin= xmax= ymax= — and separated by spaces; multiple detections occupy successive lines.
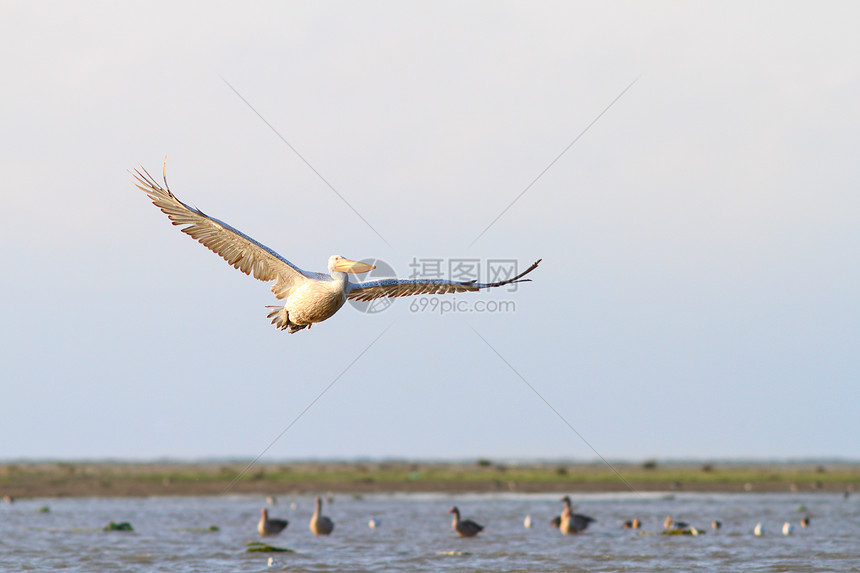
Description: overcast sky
xmin=2 ymin=2 xmax=858 ymax=463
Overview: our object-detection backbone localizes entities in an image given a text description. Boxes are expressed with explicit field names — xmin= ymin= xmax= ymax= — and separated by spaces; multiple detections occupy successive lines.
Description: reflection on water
xmin=1 ymin=492 xmax=858 ymax=572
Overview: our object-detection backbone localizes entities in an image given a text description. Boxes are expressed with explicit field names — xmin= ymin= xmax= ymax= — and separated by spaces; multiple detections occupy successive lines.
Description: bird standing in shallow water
xmin=449 ymin=506 xmax=484 ymax=538
xmin=258 ymin=508 xmax=288 ymax=536
xmin=310 ymin=496 xmax=334 ymax=536
xmin=559 ymin=496 xmax=595 ymax=534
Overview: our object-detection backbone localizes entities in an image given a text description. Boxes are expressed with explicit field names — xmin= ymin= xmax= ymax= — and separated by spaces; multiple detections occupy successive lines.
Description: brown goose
xmin=622 ymin=518 xmax=641 ymax=529
xmin=310 ymin=496 xmax=334 ymax=536
xmin=257 ymin=508 xmax=288 ymax=536
xmin=449 ymin=506 xmax=484 ymax=538
xmin=559 ymin=496 xmax=595 ymax=534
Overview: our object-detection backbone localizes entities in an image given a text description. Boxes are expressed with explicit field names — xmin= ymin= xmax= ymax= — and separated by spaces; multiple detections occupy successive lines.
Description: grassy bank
xmin=2 ymin=460 xmax=858 ymax=499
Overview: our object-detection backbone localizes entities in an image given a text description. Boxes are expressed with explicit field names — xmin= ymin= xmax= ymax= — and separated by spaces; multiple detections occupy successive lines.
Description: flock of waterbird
xmin=255 ymin=495 xmax=814 ymax=539
xmin=658 ymin=514 xmax=811 ymax=537
xmin=258 ymin=496 xmax=335 ymax=537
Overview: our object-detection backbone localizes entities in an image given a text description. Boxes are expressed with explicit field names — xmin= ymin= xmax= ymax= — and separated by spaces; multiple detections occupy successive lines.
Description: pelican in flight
xmin=132 ymin=165 xmax=541 ymax=333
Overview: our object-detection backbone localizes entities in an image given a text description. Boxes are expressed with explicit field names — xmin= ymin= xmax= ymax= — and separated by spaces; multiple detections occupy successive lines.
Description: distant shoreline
xmin=2 ymin=461 xmax=857 ymax=499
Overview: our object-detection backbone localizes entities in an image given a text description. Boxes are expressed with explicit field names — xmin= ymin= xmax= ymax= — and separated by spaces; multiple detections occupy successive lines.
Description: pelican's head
xmin=328 ymin=255 xmax=375 ymax=275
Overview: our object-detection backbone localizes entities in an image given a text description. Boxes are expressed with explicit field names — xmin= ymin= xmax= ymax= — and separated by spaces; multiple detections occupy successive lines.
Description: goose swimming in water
xmin=559 ymin=496 xmax=595 ymax=534
xmin=449 ymin=506 xmax=484 ymax=538
xmin=310 ymin=496 xmax=334 ymax=536
xmin=664 ymin=515 xmax=691 ymax=531
xmin=132 ymin=164 xmax=541 ymax=333
xmin=257 ymin=508 xmax=288 ymax=536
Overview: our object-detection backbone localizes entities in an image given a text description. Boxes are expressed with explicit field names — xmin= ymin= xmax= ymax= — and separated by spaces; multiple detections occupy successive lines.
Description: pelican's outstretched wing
xmin=347 ymin=259 xmax=541 ymax=302
xmin=132 ymin=165 xmax=328 ymax=299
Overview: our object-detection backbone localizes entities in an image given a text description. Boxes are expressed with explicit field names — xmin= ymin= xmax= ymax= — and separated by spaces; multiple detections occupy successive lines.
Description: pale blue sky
xmin=2 ymin=2 xmax=858 ymax=462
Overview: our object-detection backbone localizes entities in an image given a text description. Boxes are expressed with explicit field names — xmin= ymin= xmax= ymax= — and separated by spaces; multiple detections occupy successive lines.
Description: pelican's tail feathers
xmin=266 ymin=306 xmax=290 ymax=330
xmin=265 ymin=306 xmax=308 ymax=333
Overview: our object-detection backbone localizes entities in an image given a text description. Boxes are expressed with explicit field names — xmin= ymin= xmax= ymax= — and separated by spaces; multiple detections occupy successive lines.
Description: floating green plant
xmin=104 ymin=521 xmax=134 ymax=531
xmin=246 ymin=541 xmax=294 ymax=553
xmin=661 ymin=529 xmax=704 ymax=536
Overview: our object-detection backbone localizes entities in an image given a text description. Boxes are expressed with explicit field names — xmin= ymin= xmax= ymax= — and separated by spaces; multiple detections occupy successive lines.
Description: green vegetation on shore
xmin=1 ymin=460 xmax=857 ymax=498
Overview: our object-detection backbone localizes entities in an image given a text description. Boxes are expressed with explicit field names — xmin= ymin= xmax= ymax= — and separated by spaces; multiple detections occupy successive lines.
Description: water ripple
xmin=0 ymin=492 xmax=857 ymax=572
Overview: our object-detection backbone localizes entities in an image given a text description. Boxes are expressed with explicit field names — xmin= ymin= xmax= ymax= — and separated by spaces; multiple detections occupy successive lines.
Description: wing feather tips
xmin=347 ymin=259 xmax=540 ymax=302
xmin=477 ymin=258 xmax=541 ymax=288
xmin=133 ymin=164 xmax=296 ymax=286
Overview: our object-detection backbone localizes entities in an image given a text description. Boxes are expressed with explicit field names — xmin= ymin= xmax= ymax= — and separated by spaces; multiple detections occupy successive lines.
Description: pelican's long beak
xmin=334 ymin=258 xmax=376 ymax=273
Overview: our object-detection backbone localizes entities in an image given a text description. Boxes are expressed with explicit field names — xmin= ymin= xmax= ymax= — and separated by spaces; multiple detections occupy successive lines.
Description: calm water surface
xmin=1 ymin=492 xmax=858 ymax=572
